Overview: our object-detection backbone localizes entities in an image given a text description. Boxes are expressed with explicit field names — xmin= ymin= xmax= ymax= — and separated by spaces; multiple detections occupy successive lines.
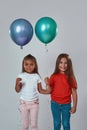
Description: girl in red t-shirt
xmin=45 ymin=53 xmax=78 ymax=130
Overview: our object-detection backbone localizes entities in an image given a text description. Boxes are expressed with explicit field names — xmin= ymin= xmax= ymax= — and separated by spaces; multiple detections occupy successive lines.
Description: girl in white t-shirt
xmin=15 ymin=54 xmax=51 ymax=130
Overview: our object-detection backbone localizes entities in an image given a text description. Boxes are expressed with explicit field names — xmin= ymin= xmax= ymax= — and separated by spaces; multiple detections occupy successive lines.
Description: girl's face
xmin=23 ymin=59 xmax=35 ymax=73
xmin=58 ymin=57 xmax=68 ymax=73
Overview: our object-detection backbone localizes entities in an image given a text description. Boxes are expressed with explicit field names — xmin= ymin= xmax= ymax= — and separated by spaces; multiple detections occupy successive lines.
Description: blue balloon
xmin=9 ymin=18 xmax=33 ymax=47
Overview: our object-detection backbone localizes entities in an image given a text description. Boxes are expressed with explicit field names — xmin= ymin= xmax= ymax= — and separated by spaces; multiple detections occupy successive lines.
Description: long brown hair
xmin=53 ymin=53 xmax=77 ymax=87
xmin=22 ymin=54 xmax=39 ymax=74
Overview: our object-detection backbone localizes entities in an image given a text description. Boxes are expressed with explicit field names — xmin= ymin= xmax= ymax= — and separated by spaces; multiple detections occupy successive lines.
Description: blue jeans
xmin=51 ymin=100 xmax=71 ymax=130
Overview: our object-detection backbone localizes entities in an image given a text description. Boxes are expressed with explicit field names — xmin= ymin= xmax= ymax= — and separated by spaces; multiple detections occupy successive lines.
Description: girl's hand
xmin=44 ymin=77 xmax=50 ymax=86
xmin=71 ymin=88 xmax=77 ymax=114
xmin=16 ymin=78 xmax=22 ymax=86
xmin=70 ymin=106 xmax=76 ymax=114
xmin=15 ymin=78 xmax=22 ymax=92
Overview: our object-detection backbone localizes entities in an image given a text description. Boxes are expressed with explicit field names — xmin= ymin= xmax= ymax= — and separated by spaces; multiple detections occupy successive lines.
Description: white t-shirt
xmin=17 ymin=72 xmax=42 ymax=101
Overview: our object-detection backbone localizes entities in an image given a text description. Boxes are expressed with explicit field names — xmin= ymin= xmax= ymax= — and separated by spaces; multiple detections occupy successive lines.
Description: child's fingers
xmin=17 ymin=78 xmax=22 ymax=81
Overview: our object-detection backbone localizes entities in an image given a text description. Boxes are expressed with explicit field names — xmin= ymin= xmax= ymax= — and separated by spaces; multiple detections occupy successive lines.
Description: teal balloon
xmin=35 ymin=17 xmax=58 ymax=45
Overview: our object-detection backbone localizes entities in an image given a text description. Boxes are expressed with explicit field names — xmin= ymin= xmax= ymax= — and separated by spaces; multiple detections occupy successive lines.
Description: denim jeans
xmin=51 ymin=100 xmax=71 ymax=130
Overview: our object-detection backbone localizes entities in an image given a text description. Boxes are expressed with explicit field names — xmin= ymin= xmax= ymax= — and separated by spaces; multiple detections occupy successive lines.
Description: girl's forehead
xmin=24 ymin=59 xmax=34 ymax=63
xmin=60 ymin=57 xmax=67 ymax=61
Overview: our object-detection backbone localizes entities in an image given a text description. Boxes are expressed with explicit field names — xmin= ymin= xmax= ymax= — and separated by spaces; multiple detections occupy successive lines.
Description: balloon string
xmin=20 ymin=46 xmax=23 ymax=49
xmin=45 ymin=45 xmax=49 ymax=77
xmin=45 ymin=45 xmax=48 ymax=52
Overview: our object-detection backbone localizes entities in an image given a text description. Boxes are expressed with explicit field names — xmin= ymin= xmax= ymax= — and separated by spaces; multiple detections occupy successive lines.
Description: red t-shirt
xmin=49 ymin=73 xmax=77 ymax=104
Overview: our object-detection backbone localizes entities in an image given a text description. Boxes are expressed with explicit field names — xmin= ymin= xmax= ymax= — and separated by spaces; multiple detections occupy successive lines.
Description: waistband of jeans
xmin=19 ymin=99 xmax=39 ymax=104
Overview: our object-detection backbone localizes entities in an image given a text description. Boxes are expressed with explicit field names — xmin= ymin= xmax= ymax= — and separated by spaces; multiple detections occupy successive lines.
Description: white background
xmin=0 ymin=0 xmax=87 ymax=130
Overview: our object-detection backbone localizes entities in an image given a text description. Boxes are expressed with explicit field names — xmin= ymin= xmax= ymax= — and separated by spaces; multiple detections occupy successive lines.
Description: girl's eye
xmin=30 ymin=63 xmax=34 ymax=66
xmin=24 ymin=63 xmax=34 ymax=66
xmin=25 ymin=63 xmax=28 ymax=66
xmin=64 ymin=62 xmax=68 ymax=65
xmin=60 ymin=61 xmax=63 ymax=64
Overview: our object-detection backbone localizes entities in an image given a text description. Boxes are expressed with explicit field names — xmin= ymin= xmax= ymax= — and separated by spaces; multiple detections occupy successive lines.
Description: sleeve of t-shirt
xmin=17 ymin=73 xmax=25 ymax=83
xmin=37 ymin=74 xmax=42 ymax=83
xmin=17 ymin=73 xmax=23 ymax=78
xmin=49 ymin=74 xmax=55 ymax=87
xmin=72 ymin=78 xmax=77 ymax=89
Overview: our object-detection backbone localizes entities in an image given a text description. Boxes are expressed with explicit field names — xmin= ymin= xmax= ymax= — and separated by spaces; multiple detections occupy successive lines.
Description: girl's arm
xmin=70 ymin=88 xmax=78 ymax=114
xmin=15 ymin=78 xmax=22 ymax=93
xmin=37 ymin=83 xmax=52 ymax=94
xmin=38 ymin=77 xmax=52 ymax=94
